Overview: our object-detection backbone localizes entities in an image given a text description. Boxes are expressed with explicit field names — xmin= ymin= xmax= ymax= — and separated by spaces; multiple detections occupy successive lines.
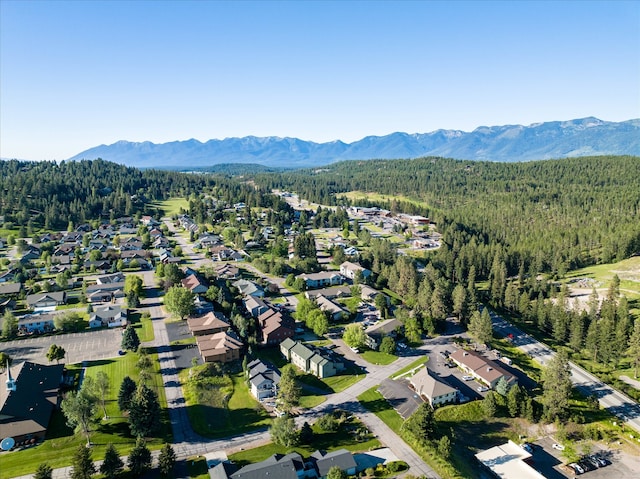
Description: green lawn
xmin=128 ymin=310 xmax=155 ymax=342
xmin=390 ymin=356 xmax=429 ymax=379
xmin=180 ymin=369 xmax=271 ymax=438
xmin=0 ymin=352 xmax=171 ymax=479
xmin=153 ymin=198 xmax=190 ymax=217
xmin=360 ymin=350 xmax=397 ymax=366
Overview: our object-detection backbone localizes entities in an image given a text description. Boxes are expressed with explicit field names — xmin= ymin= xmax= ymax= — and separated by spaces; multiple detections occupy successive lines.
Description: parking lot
xmin=1 ymin=327 xmax=122 ymax=365
xmin=165 ymin=320 xmax=201 ymax=370
xmin=378 ymin=378 xmax=424 ymax=419
xmin=531 ymin=435 xmax=640 ymax=478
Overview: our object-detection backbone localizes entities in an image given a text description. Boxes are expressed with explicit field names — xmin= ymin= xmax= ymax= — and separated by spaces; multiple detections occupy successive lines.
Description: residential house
xmin=182 ymin=274 xmax=208 ymax=294
xmin=26 ymin=292 xmax=67 ymax=311
xmin=339 ymin=261 xmax=371 ymax=281
xmin=0 ymin=269 xmax=17 ymax=283
xmin=0 ymin=362 xmax=64 ymax=444
xmin=188 ymin=311 xmax=231 ymax=336
xmin=304 ymin=285 xmax=352 ymax=300
xmin=364 ymin=318 xmax=402 ymax=350
xmin=359 ymin=285 xmax=382 ymax=302
xmin=18 ymin=313 xmax=56 ymax=334
xmin=310 ymin=449 xmax=357 ymax=478
xmin=257 ymin=309 xmax=295 ymax=346
xmin=85 ymin=282 xmax=125 ymax=303
xmin=449 ymin=349 xmax=516 ymax=389
xmin=280 ymin=339 xmax=343 ymax=379
xmin=210 ymin=245 xmax=243 ymax=262
xmin=297 ymin=271 xmax=342 ymax=290
xmin=410 ymin=367 xmax=457 ymax=407
xmin=225 ymin=453 xmax=305 ymax=479
xmin=315 ymin=295 xmax=348 ymax=321
xmin=214 ymin=263 xmax=240 ymax=280
xmin=244 ymin=296 xmax=269 ymax=318
xmin=89 ymin=305 xmax=127 ymax=328
xmin=96 ymin=272 xmax=126 ymax=284
xmin=233 ymin=279 xmax=264 ymax=298
xmin=196 ymin=331 xmax=243 ymax=363
xmin=0 ymin=282 xmax=22 ymax=298
xmin=247 ymin=359 xmax=281 ymax=401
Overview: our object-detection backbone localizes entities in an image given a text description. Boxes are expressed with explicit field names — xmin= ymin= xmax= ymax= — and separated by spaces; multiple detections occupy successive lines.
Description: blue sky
xmin=1 ymin=0 xmax=639 ymax=160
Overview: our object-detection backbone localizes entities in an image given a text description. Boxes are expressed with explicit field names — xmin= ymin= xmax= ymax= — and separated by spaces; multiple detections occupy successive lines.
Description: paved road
xmin=491 ymin=311 xmax=640 ymax=434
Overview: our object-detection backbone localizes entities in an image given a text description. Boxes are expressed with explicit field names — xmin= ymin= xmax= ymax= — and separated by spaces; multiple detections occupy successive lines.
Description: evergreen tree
xmin=507 ymin=384 xmax=523 ymax=417
xmin=468 ymin=309 xmax=493 ymax=346
xmin=402 ymin=403 xmax=435 ymax=441
xmin=1 ymin=310 xmax=18 ymax=339
xmin=127 ymin=438 xmax=152 ymax=477
xmin=158 ymin=443 xmax=177 ymax=478
xmin=100 ymin=443 xmax=124 ymax=479
xmin=482 ymin=391 xmax=497 ymax=418
xmin=33 ymin=463 xmax=53 ymax=479
xmin=627 ymin=319 xmax=640 ymax=378
xmin=299 ymin=421 xmax=314 ymax=444
xmin=118 ymin=376 xmax=137 ymax=412
xmin=541 ymin=350 xmax=573 ymax=422
xmin=129 ymin=384 xmax=161 ymax=438
xmin=70 ymin=444 xmax=96 ymax=479
xmin=437 ymin=435 xmax=451 ymax=459
xmin=121 ymin=326 xmax=141 ymax=352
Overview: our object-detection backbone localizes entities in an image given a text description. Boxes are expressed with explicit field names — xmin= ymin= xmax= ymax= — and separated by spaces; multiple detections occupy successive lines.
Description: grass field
xmin=152 ymin=198 xmax=190 ymax=217
xmin=390 ymin=356 xmax=429 ymax=379
xmin=360 ymin=350 xmax=397 ymax=366
xmin=180 ymin=369 xmax=271 ymax=438
xmin=338 ymin=191 xmax=430 ymax=210
xmin=0 ymin=352 xmax=171 ymax=479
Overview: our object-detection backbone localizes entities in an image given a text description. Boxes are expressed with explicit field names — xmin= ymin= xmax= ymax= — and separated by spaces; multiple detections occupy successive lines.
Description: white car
xmin=569 ymin=463 xmax=584 ymax=474
xmin=552 ymin=443 xmax=565 ymax=451
xmin=477 ymin=386 xmax=489 ymax=393
xmin=349 ymin=347 xmax=359 ymax=353
xmin=462 ymin=375 xmax=474 ymax=381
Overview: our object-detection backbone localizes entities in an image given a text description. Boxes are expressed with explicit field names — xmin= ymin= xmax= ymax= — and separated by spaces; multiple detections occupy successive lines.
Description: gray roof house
xmin=311 ymin=449 xmax=357 ymax=478
xmin=364 ymin=318 xmax=402 ymax=350
xmin=247 ymin=359 xmax=281 ymax=401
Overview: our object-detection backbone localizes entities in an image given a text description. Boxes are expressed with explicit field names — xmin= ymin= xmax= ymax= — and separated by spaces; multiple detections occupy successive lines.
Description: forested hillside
xmin=0 ymin=159 xmax=260 ymax=230
xmin=255 ymin=156 xmax=640 ymax=279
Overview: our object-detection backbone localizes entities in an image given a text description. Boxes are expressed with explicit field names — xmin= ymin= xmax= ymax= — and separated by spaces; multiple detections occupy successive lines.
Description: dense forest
xmin=254 ymin=156 xmax=640 ymax=279
xmin=0 ymin=159 xmax=269 ymax=230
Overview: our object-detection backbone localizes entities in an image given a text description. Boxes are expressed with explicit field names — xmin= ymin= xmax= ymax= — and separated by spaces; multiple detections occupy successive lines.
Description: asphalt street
xmin=491 ymin=312 xmax=640 ymax=434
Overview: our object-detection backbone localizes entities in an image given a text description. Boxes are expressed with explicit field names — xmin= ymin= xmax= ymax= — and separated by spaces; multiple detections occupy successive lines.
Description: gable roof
xmin=231 ymin=453 xmax=303 ymax=479
xmin=0 ymin=362 xmax=64 ymax=439
xmin=410 ymin=367 xmax=457 ymax=401
xmin=188 ymin=311 xmax=230 ymax=334
xmin=311 ymin=449 xmax=357 ymax=477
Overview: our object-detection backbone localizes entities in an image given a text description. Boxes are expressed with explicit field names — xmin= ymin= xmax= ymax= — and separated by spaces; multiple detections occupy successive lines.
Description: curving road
xmin=490 ymin=311 xmax=640 ymax=434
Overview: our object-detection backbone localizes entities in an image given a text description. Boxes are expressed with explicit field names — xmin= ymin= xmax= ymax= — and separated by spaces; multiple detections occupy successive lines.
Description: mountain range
xmin=67 ymin=117 xmax=640 ymax=169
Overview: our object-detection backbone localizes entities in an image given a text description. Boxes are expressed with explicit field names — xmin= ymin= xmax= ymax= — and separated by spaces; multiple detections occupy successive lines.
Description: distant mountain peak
xmin=67 ymin=117 xmax=640 ymax=169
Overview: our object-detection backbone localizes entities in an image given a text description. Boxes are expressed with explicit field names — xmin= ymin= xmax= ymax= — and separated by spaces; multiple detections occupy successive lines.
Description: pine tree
xmin=100 ymin=443 xmax=124 ymax=479
xmin=121 ymin=326 xmax=140 ymax=352
xmin=541 ymin=350 xmax=572 ymax=422
xmin=127 ymin=438 xmax=152 ymax=477
xmin=33 ymin=463 xmax=53 ymax=479
xmin=158 ymin=443 xmax=177 ymax=478
xmin=627 ymin=319 xmax=640 ymax=379
xmin=129 ymin=384 xmax=161 ymax=438
xmin=118 ymin=376 xmax=137 ymax=412
xmin=70 ymin=444 xmax=95 ymax=479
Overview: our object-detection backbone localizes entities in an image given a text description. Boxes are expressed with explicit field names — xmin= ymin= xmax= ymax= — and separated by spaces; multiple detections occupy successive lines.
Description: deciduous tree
xmin=270 ymin=416 xmax=299 ymax=448
xmin=164 ymin=285 xmax=195 ymax=319
xmin=276 ymin=365 xmax=300 ymax=414
xmin=342 ymin=323 xmax=366 ymax=349
xmin=46 ymin=344 xmax=66 ymax=364
xmin=61 ymin=385 xmax=98 ymax=445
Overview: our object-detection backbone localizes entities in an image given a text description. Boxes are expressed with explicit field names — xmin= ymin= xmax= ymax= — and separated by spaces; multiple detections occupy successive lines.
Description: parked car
xmin=569 ymin=463 xmax=584 ymax=474
xmin=349 ymin=347 xmax=359 ymax=353
xmin=552 ymin=443 xmax=565 ymax=451
xmin=477 ymin=386 xmax=489 ymax=393
xmin=520 ymin=443 xmax=533 ymax=453
xmin=586 ymin=456 xmax=603 ymax=468
xmin=462 ymin=375 xmax=474 ymax=381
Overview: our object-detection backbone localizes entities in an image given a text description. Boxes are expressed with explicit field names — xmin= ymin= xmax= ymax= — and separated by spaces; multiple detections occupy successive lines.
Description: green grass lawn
xmin=152 ymin=198 xmax=190 ymax=217
xmin=180 ymin=368 xmax=271 ymax=438
xmin=128 ymin=310 xmax=155 ymax=342
xmin=360 ymin=349 xmax=397 ymax=365
xmin=390 ymin=356 xmax=429 ymax=379
xmin=0 ymin=352 xmax=171 ymax=479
